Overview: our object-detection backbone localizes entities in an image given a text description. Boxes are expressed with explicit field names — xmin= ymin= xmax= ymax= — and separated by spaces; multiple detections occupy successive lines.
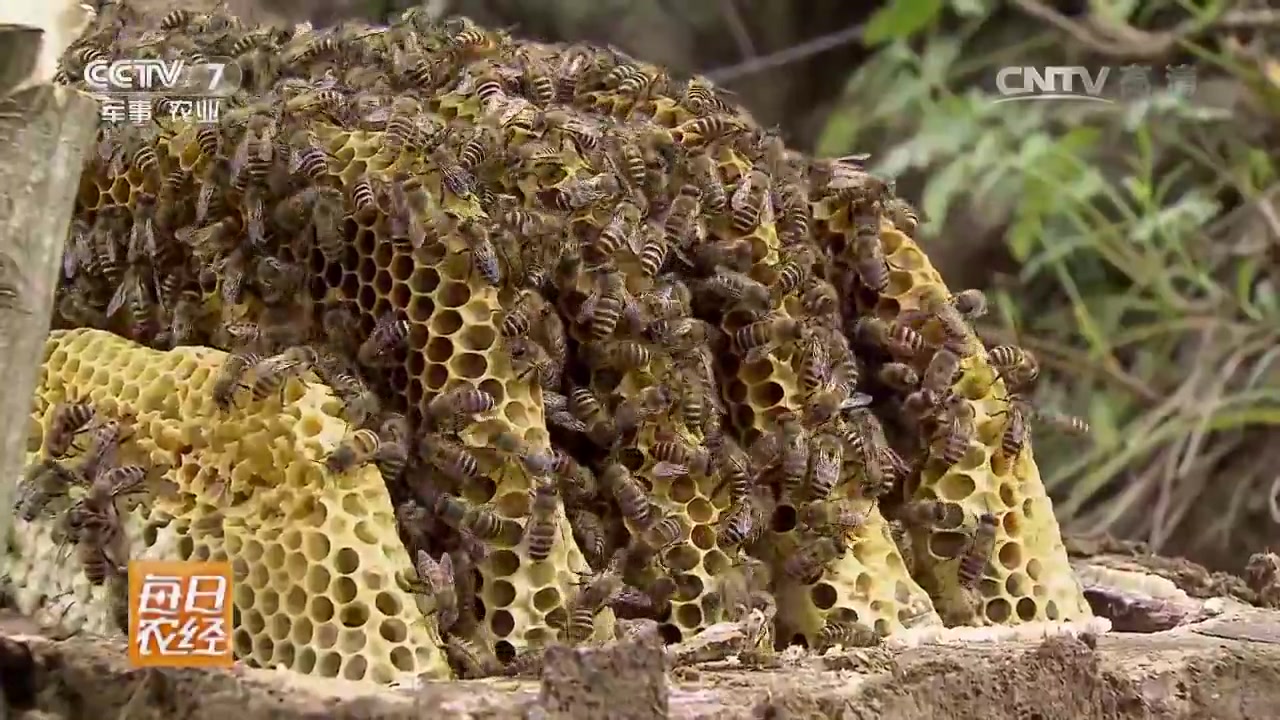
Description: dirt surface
xmin=3 ymin=607 xmax=1280 ymax=719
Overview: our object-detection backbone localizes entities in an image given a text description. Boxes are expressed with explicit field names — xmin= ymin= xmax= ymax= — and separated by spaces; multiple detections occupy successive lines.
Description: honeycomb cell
xmin=687 ymin=499 xmax=715 ymax=525
xmin=410 ymin=267 xmax=441 ymax=295
xmin=451 ymin=352 xmax=488 ymax=379
xmin=490 ymin=550 xmax=521 ymax=576
xmin=668 ymin=476 xmax=697 ymax=504
xmin=425 ymin=364 xmax=450 ymax=391
xmin=357 ymin=257 xmax=378 ymax=285
xmin=390 ymin=283 xmax=412 ymax=309
xmin=358 ymin=284 xmax=378 ymax=312
xmin=390 ymin=254 xmax=414 ymax=282
xmin=459 ymin=324 xmax=497 ymax=352
xmin=332 ymin=576 xmax=358 ymax=604
xmin=430 ymin=309 xmax=464 ymax=336
xmin=491 ymin=610 xmax=516 ymax=637
xmin=438 ymin=281 xmax=472 ymax=309
xmin=375 ymin=270 xmax=394 ymax=296
xmin=490 ymin=579 xmax=518 ymax=607
xmin=811 ymin=583 xmax=838 ymax=610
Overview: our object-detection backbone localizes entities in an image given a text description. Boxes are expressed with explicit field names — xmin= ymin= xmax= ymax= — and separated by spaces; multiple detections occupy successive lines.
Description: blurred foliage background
xmin=222 ymin=0 xmax=1280 ymax=570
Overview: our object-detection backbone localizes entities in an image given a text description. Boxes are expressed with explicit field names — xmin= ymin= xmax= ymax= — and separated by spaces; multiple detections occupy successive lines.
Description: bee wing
xmin=105 ymin=275 xmax=132 ymax=319
xmin=841 ymin=392 xmax=874 ymax=410
xmin=651 ymin=461 xmax=688 ymax=479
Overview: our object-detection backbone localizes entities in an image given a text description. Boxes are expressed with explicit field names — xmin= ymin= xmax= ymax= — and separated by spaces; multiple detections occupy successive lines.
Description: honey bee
xmin=357 ymin=313 xmax=411 ymax=367
xmin=569 ymin=508 xmax=609 ymax=569
xmin=601 ymin=463 xmax=654 ymax=529
xmin=389 ymin=176 xmax=443 ymax=250
xmin=212 ymin=351 xmax=256 ymax=412
xmin=444 ymin=637 xmax=501 ymax=679
xmin=253 ymin=256 xmax=305 ymax=306
xmin=798 ymin=278 xmax=839 ymax=316
xmin=546 ymin=397 xmax=588 ymax=434
xmin=663 ymin=184 xmax=702 ymax=250
xmin=638 ymin=222 xmax=670 ymax=279
xmin=540 ymin=109 xmax=601 ymax=151
xmin=699 ymin=267 xmax=771 ymax=315
xmin=707 ymin=431 xmax=751 ymax=504
xmin=689 ymin=153 xmax=727 ymax=213
xmin=883 ymin=197 xmax=919 ymax=234
xmin=423 ymin=437 xmax=482 ymax=484
xmin=45 ymin=402 xmax=98 ymax=459
xmin=730 ymin=170 xmax=769 ymax=233
xmin=426 ymin=385 xmax=496 ymax=429
xmin=250 ymin=346 xmax=317 ymax=403
xmin=987 ymin=345 xmax=1040 ymax=389
xmin=853 ymin=317 xmax=928 ymax=359
xmin=459 ymin=218 xmax=501 ymax=285
xmin=324 ymin=428 xmax=380 ymax=474
xmin=68 ymin=464 xmax=148 ymax=585
xmin=815 ymin=616 xmax=880 ymax=652
xmin=565 ymin=570 xmax=622 ymax=644
xmin=590 ymin=201 xmax=640 ymax=263
xmin=1034 ymin=407 xmax=1091 ymax=436
xmin=522 ymin=477 xmax=559 ymax=563
xmin=506 ymin=336 xmax=559 ymax=390
xmin=993 ymin=398 xmax=1030 ymax=468
xmin=951 ymin=289 xmax=988 ymax=319
xmin=398 ymin=549 xmax=458 ymax=632
xmin=799 ymin=498 xmax=868 ymax=536
xmin=715 ymin=490 xmax=766 ymax=549
xmin=771 ymin=245 xmax=817 ymax=300
xmin=842 ymin=409 xmax=893 ymax=498
xmin=672 ymin=115 xmax=750 ymax=147
xmin=434 ymin=493 xmax=520 ymax=545
xmin=643 ymin=513 xmax=683 ymax=553
xmin=582 ymin=271 xmax=627 ymax=340
xmin=877 ymin=362 xmax=920 ymax=393
xmin=806 ymin=433 xmax=844 ymax=501
xmin=586 ymin=339 xmax=651 ymax=371
xmin=782 ymin=536 xmax=842 ymax=585
xmin=922 ymin=348 xmax=961 ymax=398
xmin=650 ymin=437 xmax=711 ymax=478
xmin=932 ymin=397 xmax=976 ymax=466
xmin=852 ymin=214 xmax=891 ymax=294
xmin=682 ymin=75 xmax=734 ymax=115
xmin=775 ymin=414 xmax=810 ymax=497
xmin=607 ymin=134 xmax=648 ymax=190
xmin=568 ymin=384 xmax=610 ymax=432
xmin=429 ymin=146 xmax=476 ymax=199
xmin=731 ymin=315 xmax=804 ymax=364
xmin=776 ymin=180 xmax=811 ymax=245
xmin=16 ymin=459 xmax=80 ymax=521
xmin=896 ymin=499 xmax=947 ymax=528
xmin=958 ymin=510 xmax=998 ymax=588
xmin=922 ymin=289 xmax=978 ymax=357
xmin=311 ymin=187 xmax=346 ymax=263
xmin=318 ymin=363 xmax=381 ymax=428
xmin=555 ymin=172 xmax=622 ymax=211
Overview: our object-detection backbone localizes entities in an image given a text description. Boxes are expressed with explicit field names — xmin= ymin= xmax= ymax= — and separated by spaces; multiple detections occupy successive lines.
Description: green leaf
xmin=862 ymin=0 xmax=944 ymax=46
xmin=921 ymin=155 xmax=971 ymax=229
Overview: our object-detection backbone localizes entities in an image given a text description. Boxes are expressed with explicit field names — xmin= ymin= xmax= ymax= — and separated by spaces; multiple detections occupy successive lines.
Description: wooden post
xmin=0 ymin=3 xmax=99 ymax=555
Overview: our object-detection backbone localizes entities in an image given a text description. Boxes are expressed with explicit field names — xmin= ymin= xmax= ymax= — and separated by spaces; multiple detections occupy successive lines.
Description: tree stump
xmin=0 ymin=5 xmax=100 ymax=554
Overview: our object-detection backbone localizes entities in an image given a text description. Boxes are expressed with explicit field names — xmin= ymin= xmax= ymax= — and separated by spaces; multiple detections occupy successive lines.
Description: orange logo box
xmin=128 ymin=560 xmax=234 ymax=668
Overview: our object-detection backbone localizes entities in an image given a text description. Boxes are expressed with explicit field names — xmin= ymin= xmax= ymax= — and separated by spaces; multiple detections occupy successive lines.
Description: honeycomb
xmin=0 ymin=3 xmax=1093 ymax=680
xmin=812 ymin=205 xmax=1093 ymax=627
xmin=3 ymin=328 xmax=450 ymax=682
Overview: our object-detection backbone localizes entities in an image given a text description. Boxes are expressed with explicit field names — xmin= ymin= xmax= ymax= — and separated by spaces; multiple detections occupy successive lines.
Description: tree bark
xmin=0 ymin=36 xmax=100 ymax=554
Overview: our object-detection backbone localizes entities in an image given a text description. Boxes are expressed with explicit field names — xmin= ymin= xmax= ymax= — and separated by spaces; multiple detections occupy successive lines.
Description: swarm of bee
xmin=28 ymin=2 xmax=1094 ymax=678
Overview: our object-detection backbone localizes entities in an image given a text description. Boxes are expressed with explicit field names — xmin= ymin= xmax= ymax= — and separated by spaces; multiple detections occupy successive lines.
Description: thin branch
xmin=702 ymin=22 xmax=866 ymax=83
xmin=1011 ymin=0 xmax=1280 ymax=61
xmin=717 ymin=0 xmax=757 ymax=61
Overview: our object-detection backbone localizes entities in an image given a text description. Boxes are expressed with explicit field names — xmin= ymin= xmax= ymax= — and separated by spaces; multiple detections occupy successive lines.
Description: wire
xmin=702 ymin=22 xmax=867 ymax=83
